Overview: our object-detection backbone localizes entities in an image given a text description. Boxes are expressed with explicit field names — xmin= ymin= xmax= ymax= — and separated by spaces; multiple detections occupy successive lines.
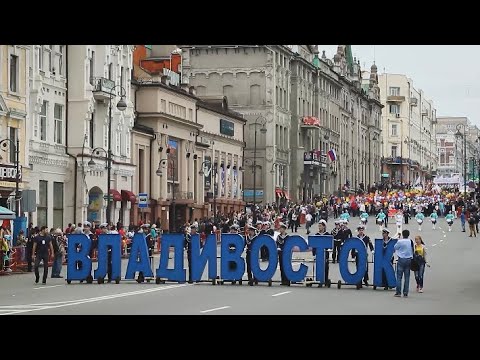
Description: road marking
xmin=272 ymin=291 xmax=291 ymax=297
xmin=443 ymin=235 xmax=447 ymax=238
xmin=440 ymin=239 xmax=444 ymax=242
xmin=33 ymin=285 xmax=63 ymax=290
xmin=0 ymin=283 xmax=190 ymax=315
xmin=200 ymin=306 xmax=230 ymax=313
xmin=432 ymin=244 xmax=437 ymax=247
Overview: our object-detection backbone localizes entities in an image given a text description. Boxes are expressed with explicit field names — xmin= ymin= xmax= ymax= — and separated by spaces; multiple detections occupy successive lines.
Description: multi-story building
xmin=436 ymin=117 xmax=473 ymax=181
xmin=378 ymin=73 xmax=437 ymax=185
xmin=28 ymin=45 xmax=70 ymax=229
xmin=181 ymin=45 xmax=382 ymax=204
xmin=0 ymin=45 xmax=29 ymax=217
xmin=67 ymin=45 xmax=136 ymax=226
xmin=132 ymin=45 xmax=245 ymax=231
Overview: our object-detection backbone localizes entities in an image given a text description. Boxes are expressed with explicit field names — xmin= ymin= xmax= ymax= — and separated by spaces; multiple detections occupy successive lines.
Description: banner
xmin=66 ymin=233 xmax=397 ymax=288
xmin=233 ymin=169 xmax=238 ymax=197
xmin=204 ymin=156 xmax=212 ymax=190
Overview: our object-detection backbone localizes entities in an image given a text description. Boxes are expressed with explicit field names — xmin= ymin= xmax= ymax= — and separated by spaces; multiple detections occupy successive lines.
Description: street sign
xmin=103 ymin=194 xmax=113 ymax=201
xmin=138 ymin=193 xmax=148 ymax=208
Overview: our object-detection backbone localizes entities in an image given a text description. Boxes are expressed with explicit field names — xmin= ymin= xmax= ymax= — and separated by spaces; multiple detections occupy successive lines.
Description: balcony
xmin=91 ymin=77 xmax=115 ymax=101
xmin=300 ymin=116 xmax=321 ymax=129
xmin=383 ymin=156 xmax=410 ymax=165
xmin=304 ymin=151 xmax=326 ymax=167
xmin=387 ymin=95 xmax=406 ymax=103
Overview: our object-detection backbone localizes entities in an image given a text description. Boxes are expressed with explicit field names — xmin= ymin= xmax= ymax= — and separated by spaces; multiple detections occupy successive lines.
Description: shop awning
xmin=121 ymin=189 xmax=137 ymax=204
xmin=0 ymin=206 xmax=15 ymax=220
xmin=109 ymin=189 xmax=122 ymax=202
xmin=283 ymin=191 xmax=290 ymax=200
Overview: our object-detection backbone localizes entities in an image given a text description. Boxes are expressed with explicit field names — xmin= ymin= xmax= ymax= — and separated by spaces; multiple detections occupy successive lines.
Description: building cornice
xmin=138 ymin=112 xmax=204 ymax=130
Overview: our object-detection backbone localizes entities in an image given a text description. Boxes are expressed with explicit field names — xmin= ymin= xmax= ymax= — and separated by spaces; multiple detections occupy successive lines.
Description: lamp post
xmin=156 ymin=158 xmax=176 ymax=232
xmin=87 ymin=85 xmax=127 ymax=225
xmin=198 ymin=160 xmax=217 ymax=223
xmin=455 ymin=123 xmax=468 ymax=195
xmin=0 ymin=138 xmax=20 ymax=217
xmin=252 ymin=116 xmax=267 ymax=206
xmin=368 ymin=132 xmax=377 ymax=189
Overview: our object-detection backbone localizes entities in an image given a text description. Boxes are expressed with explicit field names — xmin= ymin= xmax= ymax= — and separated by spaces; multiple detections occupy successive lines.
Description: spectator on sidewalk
xmin=32 ymin=226 xmax=54 ymax=284
xmin=51 ymin=229 xmax=65 ymax=278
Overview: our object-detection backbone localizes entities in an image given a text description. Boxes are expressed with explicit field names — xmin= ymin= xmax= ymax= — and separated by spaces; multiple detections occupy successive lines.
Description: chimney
xmin=161 ymin=75 xmax=169 ymax=85
xmin=181 ymin=83 xmax=189 ymax=92
xmin=189 ymin=86 xmax=196 ymax=96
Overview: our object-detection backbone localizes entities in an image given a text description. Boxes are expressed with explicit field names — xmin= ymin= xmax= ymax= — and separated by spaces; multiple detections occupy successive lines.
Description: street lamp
xmin=157 ymin=158 xmax=177 ymax=232
xmin=455 ymin=123 xmax=468 ymax=195
xmin=252 ymin=116 xmax=267 ymax=206
xmin=0 ymin=138 xmax=20 ymax=217
xmin=87 ymin=85 xmax=127 ymax=225
xmin=198 ymin=159 xmax=217 ymax=223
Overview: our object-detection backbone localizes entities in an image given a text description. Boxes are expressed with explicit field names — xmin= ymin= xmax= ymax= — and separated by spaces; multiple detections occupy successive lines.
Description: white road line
xmin=0 ymin=283 xmax=190 ymax=315
xmin=444 ymin=235 xmax=447 ymax=238
xmin=440 ymin=239 xmax=444 ymax=242
xmin=272 ymin=291 xmax=291 ymax=297
xmin=200 ymin=306 xmax=230 ymax=313
xmin=33 ymin=285 xmax=64 ymax=290
xmin=432 ymin=244 xmax=437 ymax=247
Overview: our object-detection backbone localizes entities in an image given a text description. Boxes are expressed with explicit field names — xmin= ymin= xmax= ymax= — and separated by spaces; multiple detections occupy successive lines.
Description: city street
xmin=1 ymin=216 xmax=480 ymax=315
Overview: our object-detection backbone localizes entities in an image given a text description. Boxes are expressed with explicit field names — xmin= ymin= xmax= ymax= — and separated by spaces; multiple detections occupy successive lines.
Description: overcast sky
xmin=319 ymin=45 xmax=479 ymax=125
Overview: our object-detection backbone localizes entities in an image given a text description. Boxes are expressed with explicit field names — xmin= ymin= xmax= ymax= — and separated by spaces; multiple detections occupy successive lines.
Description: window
xmin=391 ymin=146 xmax=398 ymax=158
xmin=89 ymin=50 xmax=95 ymax=85
xmin=389 ymin=104 xmax=400 ymax=114
xmin=40 ymin=101 xmax=47 ymax=141
xmin=9 ymin=127 xmax=17 ymax=164
xmin=58 ymin=46 xmax=64 ymax=75
xmin=161 ymin=99 xmax=166 ymax=112
xmin=53 ymin=182 xmax=64 ymax=229
xmin=391 ymin=124 xmax=398 ymax=137
xmin=108 ymin=63 xmax=113 ymax=80
xmin=54 ymin=104 xmax=63 ymax=144
xmin=89 ymin=112 xmax=94 ymax=148
xmin=9 ymin=54 xmax=18 ymax=92
xmin=389 ymin=87 xmax=400 ymax=96
xmin=37 ymin=180 xmax=48 ymax=227
xmin=188 ymin=108 xmax=193 ymax=121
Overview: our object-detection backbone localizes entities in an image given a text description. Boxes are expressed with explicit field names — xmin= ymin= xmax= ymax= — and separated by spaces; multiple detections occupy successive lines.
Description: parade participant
xmin=354 ymin=225 xmax=374 ymax=287
xmin=331 ymin=220 xmax=342 ymax=263
xmin=183 ymin=225 xmax=195 ymax=283
xmin=430 ymin=211 xmax=438 ymax=230
xmin=245 ymin=225 xmax=258 ymax=285
xmin=228 ymin=224 xmax=241 ymax=284
xmin=415 ymin=211 xmax=425 ymax=232
xmin=340 ymin=209 xmax=350 ymax=223
xmin=460 ymin=211 xmax=466 ymax=232
xmin=413 ymin=235 xmax=429 ymax=293
xmin=259 ymin=221 xmax=269 ymax=262
xmin=313 ymin=219 xmax=330 ymax=285
xmin=394 ymin=229 xmax=414 ymax=298
xmin=80 ymin=221 xmax=95 ymax=282
xmin=276 ymin=223 xmax=289 ymax=286
xmin=381 ymin=228 xmax=394 ymax=290
xmin=98 ymin=223 xmax=113 ymax=282
xmin=360 ymin=210 xmax=369 ymax=227
xmin=376 ymin=210 xmax=386 ymax=232
xmin=51 ymin=229 xmax=65 ymax=279
xmin=468 ymin=211 xmax=477 ymax=237
xmin=32 ymin=226 xmax=54 ymax=284
xmin=445 ymin=211 xmax=454 ymax=232
xmin=395 ymin=210 xmax=403 ymax=235
xmin=339 ymin=220 xmax=353 ymax=261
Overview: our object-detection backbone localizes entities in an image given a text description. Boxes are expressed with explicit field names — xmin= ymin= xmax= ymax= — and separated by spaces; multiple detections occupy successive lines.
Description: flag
xmin=327 ymin=149 xmax=337 ymax=161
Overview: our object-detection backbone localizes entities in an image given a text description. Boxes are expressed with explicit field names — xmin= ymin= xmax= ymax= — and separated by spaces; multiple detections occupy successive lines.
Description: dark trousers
xmin=34 ymin=253 xmax=49 ymax=283
xmin=260 ymin=246 xmax=269 ymax=261
xmin=107 ymin=250 xmax=112 ymax=281
xmin=382 ymin=257 xmax=394 ymax=287
xmin=278 ymin=250 xmax=288 ymax=284
xmin=187 ymin=250 xmax=192 ymax=281
xmin=26 ymin=246 xmax=33 ymax=272
xmin=324 ymin=255 xmax=330 ymax=282
xmin=355 ymin=254 xmax=369 ymax=283
xmin=332 ymin=241 xmax=342 ymax=262
xmin=246 ymin=251 xmax=253 ymax=281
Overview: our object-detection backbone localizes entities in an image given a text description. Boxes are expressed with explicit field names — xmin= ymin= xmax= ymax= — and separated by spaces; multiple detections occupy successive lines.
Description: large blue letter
xmin=282 ymin=235 xmax=308 ymax=282
xmin=308 ymin=235 xmax=333 ymax=283
xmin=94 ymin=234 xmax=122 ymax=281
xmin=373 ymin=239 xmax=397 ymax=287
xmin=156 ymin=234 xmax=186 ymax=282
xmin=251 ymin=234 xmax=278 ymax=282
xmin=220 ymin=234 xmax=245 ymax=281
xmin=339 ymin=237 xmax=367 ymax=284
xmin=125 ymin=233 xmax=153 ymax=279
xmin=66 ymin=234 xmax=92 ymax=281
xmin=191 ymin=233 xmax=216 ymax=281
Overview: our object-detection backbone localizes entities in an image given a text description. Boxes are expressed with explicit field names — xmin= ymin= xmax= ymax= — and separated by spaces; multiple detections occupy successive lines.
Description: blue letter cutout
xmin=220 ymin=233 xmax=245 ymax=281
xmin=308 ymin=235 xmax=333 ymax=283
xmin=94 ymin=234 xmax=121 ymax=281
xmin=283 ymin=235 xmax=308 ymax=282
xmin=250 ymin=234 xmax=278 ymax=282
xmin=191 ymin=233 xmax=216 ymax=281
xmin=66 ymin=234 xmax=92 ymax=281
xmin=373 ymin=238 xmax=397 ymax=287
xmin=339 ymin=237 xmax=367 ymax=284
xmin=125 ymin=233 xmax=153 ymax=279
xmin=156 ymin=234 xmax=186 ymax=282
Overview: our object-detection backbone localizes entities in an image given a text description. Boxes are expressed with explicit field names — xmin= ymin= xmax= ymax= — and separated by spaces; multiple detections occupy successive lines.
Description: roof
xmin=132 ymin=123 xmax=155 ymax=135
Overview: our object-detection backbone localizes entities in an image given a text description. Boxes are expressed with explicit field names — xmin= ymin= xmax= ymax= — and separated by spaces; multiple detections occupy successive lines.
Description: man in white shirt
xmin=305 ymin=212 xmax=313 ymax=234
xmin=393 ymin=229 xmax=413 ymax=298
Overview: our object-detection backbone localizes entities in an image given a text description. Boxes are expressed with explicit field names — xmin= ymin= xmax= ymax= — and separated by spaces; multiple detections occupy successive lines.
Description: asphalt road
xmin=2 ymin=215 xmax=480 ymax=315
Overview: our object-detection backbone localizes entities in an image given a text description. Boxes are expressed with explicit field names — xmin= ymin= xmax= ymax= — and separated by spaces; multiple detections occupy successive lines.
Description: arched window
xmin=250 ymin=84 xmax=260 ymax=105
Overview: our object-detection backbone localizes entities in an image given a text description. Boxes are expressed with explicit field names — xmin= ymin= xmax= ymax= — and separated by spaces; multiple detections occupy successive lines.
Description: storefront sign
xmin=0 ymin=164 xmax=22 ymax=182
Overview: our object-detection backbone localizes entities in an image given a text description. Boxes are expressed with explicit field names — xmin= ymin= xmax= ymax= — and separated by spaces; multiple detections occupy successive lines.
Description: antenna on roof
xmin=373 ymin=45 xmax=376 ymax=64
